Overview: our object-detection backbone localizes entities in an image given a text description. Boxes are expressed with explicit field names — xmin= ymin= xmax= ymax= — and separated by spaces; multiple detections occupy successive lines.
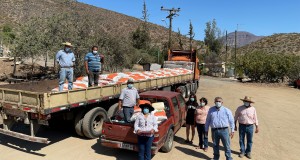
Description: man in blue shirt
xmin=84 ymin=46 xmax=104 ymax=87
xmin=56 ymin=42 xmax=75 ymax=91
xmin=205 ymin=97 xmax=235 ymax=160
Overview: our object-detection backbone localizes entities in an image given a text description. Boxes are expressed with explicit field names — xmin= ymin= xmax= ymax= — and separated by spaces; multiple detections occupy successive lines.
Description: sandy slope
xmin=0 ymin=77 xmax=299 ymax=160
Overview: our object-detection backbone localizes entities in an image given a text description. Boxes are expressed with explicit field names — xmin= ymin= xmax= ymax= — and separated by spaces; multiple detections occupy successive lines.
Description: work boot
xmin=239 ymin=152 xmax=244 ymax=158
xmin=245 ymin=152 xmax=252 ymax=159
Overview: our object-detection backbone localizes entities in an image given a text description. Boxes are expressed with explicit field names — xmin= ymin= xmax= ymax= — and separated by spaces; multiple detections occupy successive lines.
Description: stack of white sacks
xmin=52 ymin=68 xmax=192 ymax=92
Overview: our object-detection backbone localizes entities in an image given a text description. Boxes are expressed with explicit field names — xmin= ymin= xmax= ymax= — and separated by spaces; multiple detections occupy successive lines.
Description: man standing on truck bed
xmin=119 ymin=78 xmax=140 ymax=123
xmin=56 ymin=42 xmax=76 ymax=91
xmin=84 ymin=46 xmax=104 ymax=87
xmin=205 ymin=97 xmax=235 ymax=160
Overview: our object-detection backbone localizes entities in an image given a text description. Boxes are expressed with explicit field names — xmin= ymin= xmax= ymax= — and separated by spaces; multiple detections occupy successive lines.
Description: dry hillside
xmin=0 ymin=0 xmax=194 ymax=48
xmin=238 ymin=33 xmax=300 ymax=55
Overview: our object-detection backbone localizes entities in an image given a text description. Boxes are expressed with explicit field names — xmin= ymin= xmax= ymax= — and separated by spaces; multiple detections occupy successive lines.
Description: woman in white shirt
xmin=134 ymin=103 xmax=158 ymax=160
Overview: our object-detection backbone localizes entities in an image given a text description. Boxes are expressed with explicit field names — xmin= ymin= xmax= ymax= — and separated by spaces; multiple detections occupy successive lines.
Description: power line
xmin=160 ymin=6 xmax=180 ymax=50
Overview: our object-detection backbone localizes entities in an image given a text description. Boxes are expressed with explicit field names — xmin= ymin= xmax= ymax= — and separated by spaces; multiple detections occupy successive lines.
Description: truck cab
xmin=100 ymin=91 xmax=186 ymax=154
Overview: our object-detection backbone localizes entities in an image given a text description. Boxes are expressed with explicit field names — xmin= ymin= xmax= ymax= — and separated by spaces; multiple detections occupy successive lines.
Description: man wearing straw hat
xmin=234 ymin=96 xmax=259 ymax=159
xmin=56 ymin=42 xmax=76 ymax=91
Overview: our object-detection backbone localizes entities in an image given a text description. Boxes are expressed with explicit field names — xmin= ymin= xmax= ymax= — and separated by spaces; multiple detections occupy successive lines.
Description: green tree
xmin=176 ymin=28 xmax=184 ymax=50
xmin=204 ymin=19 xmax=222 ymax=54
xmin=0 ymin=24 xmax=16 ymax=47
xmin=188 ymin=20 xmax=195 ymax=51
xmin=131 ymin=0 xmax=151 ymax=50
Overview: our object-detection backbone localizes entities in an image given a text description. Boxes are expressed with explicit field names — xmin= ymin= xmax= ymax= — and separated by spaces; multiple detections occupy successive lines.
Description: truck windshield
xmin=163 ymin=61 xmax=195 ymax=71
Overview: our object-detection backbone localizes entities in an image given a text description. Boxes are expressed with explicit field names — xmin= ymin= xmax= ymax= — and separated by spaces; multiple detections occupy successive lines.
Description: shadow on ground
xmin=0 ymin=120 xmax=83 ymax=157
xmin=91 ymin=138 xmax=139 ymax=160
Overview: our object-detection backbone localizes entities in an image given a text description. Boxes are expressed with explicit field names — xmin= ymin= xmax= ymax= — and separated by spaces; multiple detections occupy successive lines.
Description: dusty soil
xmin=0 ymin=76 xmax=300 ymax=160
xmin=0 ymin=80 xmax=58 ymax=92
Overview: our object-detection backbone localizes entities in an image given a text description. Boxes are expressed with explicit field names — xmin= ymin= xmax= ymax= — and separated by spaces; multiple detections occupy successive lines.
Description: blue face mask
xmin=143 ymin=108 xmax=149 ymax=114
xmin=127 ymin=84 xmax=133 ymax=89
xmin=190 ymin=98 xmax=195 ymax=102
xmin=65 ymin=47 xmax=71 ymax=52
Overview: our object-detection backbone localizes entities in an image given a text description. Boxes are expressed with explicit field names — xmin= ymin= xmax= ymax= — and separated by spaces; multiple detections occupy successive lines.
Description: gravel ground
xmin=0 ymin=77 xmax=299 ymax=160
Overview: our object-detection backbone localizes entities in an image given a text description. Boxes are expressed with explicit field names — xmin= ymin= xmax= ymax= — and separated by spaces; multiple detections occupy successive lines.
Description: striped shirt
xmin=84 ymin=52 xmax=102 ymax=71
xmin=56 ymin=50 xmax=75 ymax=67
xmin=119 ymin=87 xmax=140 ymax=107
xmin=134 ymin=113 xmax=158 ymax=137
xmin=234 ymin=105 xmax=258 ymax=125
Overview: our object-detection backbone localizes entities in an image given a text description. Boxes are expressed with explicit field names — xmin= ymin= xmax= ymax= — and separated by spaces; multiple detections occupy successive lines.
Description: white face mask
xmin=215 ymin=102 xmax=222 ymax=108
xmin=200 ymin=102 xmax=206 ymax=107
xmin=92 ymin=51 xmax=98 ymax=54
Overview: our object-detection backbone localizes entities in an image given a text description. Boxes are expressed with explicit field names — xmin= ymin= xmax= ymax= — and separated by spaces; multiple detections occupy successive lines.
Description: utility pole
xmin=161 ymin=6 xmax=180 ymax=50
xmin=225 ymin=30 xmax=228 ymax=77
xmin=234 ymin=30 xmax=237 ymax=79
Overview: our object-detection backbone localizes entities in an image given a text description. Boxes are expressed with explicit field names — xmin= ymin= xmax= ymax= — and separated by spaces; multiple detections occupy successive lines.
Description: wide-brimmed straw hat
xmin=139 ymin=103 xmax=154 ymax=112
xmin=240 ymin=96 xmax=254 ymax=103
xmin=62 ymin=42 xmax=73 ymax=47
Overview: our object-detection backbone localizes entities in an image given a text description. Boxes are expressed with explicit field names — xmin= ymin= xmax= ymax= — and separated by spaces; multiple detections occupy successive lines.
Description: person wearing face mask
xmin=84 ymin=46 xmax=104 ymax=87
xmin=119 ymin=78 xmax=140 ymax=123
xmin=185 ymin=93 xmax=198 ymax=144
xmin=195 ymin=97 xmax=209 ymax=151
xmin=234 ymin=96 xmax=259 ymax=159
xmin=134 ymin=103 xmax=158 ymax=160
xmin=56 ymin=42 xmax=76 ymax=91
xmin=205 ymin=97 xmax=235 ymax=160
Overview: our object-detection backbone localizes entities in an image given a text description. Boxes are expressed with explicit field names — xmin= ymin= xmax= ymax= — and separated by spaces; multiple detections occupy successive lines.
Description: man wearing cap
xmin=119 ymin=78 xmax=140 ymax=123
xmin=56 ymin=42 xmax=76 ymax=91
xmin=84 ymin=46 xmax=104 ymax=87
xmin=205 ymin=97 xmax=235 ymax=160
xmin=234 ymin=96 xmax=259 ymax=159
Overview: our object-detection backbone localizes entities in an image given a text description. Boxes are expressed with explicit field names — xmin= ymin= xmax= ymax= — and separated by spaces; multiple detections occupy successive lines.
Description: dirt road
xmin=1 ymin=77 xmax=299 ymax=160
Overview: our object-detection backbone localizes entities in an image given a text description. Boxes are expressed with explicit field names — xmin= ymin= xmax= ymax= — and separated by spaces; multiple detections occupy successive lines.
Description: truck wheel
xmin=82 ymin=107 xmax=107 ymax=139
xmin=107 ymin=103 xmax=119 ymax=119
xmin=161 ymin=129 xmax=174 ymax=153
xmin=177 ymin=86 xmax=186 ymax=98
xmin=191 ymin=82 xmax=197 ymax=94
xmin=185 ymin=84 xmax=191 ymax=98
xmin=74 ymin=110 xmax=85 ymax=137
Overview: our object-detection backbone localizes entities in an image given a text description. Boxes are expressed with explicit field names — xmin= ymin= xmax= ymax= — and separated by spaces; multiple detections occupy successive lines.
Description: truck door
xmin=177 ymin=95 xmax=187 ymax=126
xmin=171 ymin=97 xmax=180 ymax=131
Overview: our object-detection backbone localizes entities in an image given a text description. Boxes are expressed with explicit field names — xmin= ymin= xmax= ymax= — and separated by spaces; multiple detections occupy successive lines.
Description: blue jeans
xmin=123 ymin=107 xmax=134 ymax=123
xmin=196 ymin=124 xmax=208 ymax=148
xmin=212 ymin=128 xmax=232 ymax=160
xmin=59 ymin=68 xmax=74 ymax=91
xmin=138 ymin=135 xmax=154 ymax=160
xmin=239 ymin=124 xmax=254 ymax=154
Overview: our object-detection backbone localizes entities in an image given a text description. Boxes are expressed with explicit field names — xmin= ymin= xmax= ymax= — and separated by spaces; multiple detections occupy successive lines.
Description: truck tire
xmin=161 ymin=129 xmax=174 ymax=153
xmin=191 ymin=82 xmax=197 ymax=94
xmin=82 ymin=107 xmax=107 ymax=139
xmin=107 ymin=103 xmax=119 ymax=119
xmin=74 ymin=110 xmax=85 ymax=137
xmin=185 ymin=84 xmax=191 ymax=98
xmin=177 ymin=86 xmax=186 ymax=98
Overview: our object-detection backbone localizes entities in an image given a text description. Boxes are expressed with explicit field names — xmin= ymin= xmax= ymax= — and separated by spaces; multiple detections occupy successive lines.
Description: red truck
xmin=100 ymin=90 xmax=186 ymax=154
xmin=294 ymin=78 xmax=300 ymax=89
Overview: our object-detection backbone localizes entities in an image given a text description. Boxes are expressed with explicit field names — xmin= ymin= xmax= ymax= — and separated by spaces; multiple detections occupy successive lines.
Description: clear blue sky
xmin=78 ymin=0 xmax=300 ymax=40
